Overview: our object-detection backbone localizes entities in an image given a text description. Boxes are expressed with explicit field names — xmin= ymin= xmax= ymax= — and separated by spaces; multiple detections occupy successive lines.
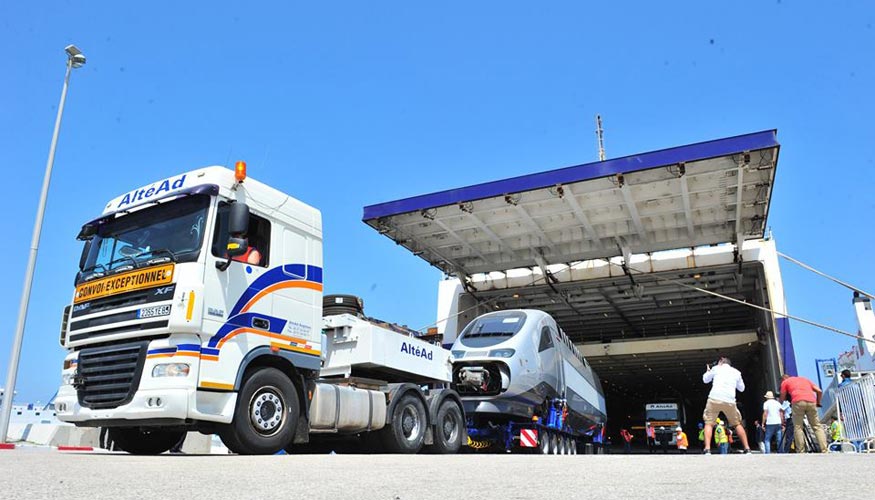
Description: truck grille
xmin=76 ymin=341 xmax=148 ymax=409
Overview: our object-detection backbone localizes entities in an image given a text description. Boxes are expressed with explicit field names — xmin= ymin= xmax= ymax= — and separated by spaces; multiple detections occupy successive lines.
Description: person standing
xmin=658 ymin=426 xmax=670 ymax=454
xmin=697 ymin=422 xmax=705 ymax=449
xmin=620 ymin=428 xmax=634 ymax=454
xmin=779 ymin=399 xmax=794 ymax=453
xmin=754 ymin=420 xmax=765 ymax=452
xmin=838 ymin=369 xmax=853 ymax=388
xmin=675 ymin=427 xmax=689 ymax=454
xmin=779 ymin=373 xmax=828 ymax=453
xmin=761 ymin=391 xmax=784 ymax=454
xmin=645 ymin=421 xmax=656 ymax=454
xmin=701 ymin=356 xmax=752 ymax=454
xmin=714 ymin=418 xmax=729 ymax=454
xmin=828 ymin=417 xmax=844 ymax=447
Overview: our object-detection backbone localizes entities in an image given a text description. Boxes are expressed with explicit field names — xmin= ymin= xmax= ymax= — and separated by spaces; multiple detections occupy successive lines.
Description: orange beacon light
xmin=234 ymin=161 xmax=247 ymax=182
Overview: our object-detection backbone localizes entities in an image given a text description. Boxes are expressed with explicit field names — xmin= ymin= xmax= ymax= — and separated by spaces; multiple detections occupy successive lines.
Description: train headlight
xmin=451 ymin=350 xmax=466 ymax=359
xmin=152 ymin=363 xmax=191 ymax=378
xmin=488 ymin=348 xmax=515 ymax=358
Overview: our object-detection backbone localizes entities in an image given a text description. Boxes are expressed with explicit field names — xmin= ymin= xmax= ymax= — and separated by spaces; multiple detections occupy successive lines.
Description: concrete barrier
xmin=180 ymin=432 xmax=212 ymax=454
xmin=48 ymin=426 xmax=99 ymax=448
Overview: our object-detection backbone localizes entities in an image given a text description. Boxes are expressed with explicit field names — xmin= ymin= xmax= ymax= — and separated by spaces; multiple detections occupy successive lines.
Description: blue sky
xmin=1 ymin=1 xmax=873 ymax=402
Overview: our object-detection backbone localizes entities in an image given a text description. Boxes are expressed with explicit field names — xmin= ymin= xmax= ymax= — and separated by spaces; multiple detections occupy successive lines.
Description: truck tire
xmin=380 ymin=392 xmax=427 ymax=453
xmin=108 ymin=427 xmax=185 ymax=455
xmin=219 ymin=367 xmax=299 ymax=455
xmin=427 ymin=399 xmax=463 ymax=454
xmin=323 ymin=294 xmax=364 ymax=317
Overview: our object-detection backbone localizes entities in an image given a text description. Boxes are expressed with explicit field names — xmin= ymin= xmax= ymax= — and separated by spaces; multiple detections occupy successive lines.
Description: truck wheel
xmin=428 ymin=399 xmax=463 ymax=454
xmin=219 ymin=367 xmax=299 ymax=455
xmin=381 ymin=392 xmax=427 ymax=453
xmin=109 ymin=427 xmax=185 ymax=455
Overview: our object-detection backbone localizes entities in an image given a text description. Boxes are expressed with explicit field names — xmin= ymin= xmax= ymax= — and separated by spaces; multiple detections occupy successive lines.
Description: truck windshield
xmin=79 ymin=195 xmax=210 ymax=280
xmin=646 ymin=409 xmax=679 ymax=421
xmin=458 ymin=311 xmax=527 ymax=348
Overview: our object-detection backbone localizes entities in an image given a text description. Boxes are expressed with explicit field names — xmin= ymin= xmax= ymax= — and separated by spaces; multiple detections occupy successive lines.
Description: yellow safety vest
xmin=830 ymin=421 xmax=843 ymax=441
xmin=714 ymin=425 xmax=728 ymax=444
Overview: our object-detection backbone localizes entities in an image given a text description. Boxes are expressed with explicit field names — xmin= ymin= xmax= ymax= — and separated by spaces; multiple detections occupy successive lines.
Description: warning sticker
xmin=74 ymin=264 xmax=175 ymax=304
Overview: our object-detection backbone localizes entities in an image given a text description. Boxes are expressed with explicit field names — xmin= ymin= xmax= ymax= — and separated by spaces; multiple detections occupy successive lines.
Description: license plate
xmin=138 ymin=304 xmax=171 ymax=319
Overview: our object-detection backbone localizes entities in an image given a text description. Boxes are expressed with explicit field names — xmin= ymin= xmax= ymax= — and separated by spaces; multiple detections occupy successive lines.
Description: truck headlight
xmin=488 ymin=348 xmax=515 ymax=358
xmin=62 ymin=373 xmax=74 ymax=385
xmin=152 ymin=363 xmax=190 ymax=377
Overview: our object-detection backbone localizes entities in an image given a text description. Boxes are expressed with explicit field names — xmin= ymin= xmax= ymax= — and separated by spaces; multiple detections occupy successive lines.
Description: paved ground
xmin=1 ymin=448 xmax=865 ymax=499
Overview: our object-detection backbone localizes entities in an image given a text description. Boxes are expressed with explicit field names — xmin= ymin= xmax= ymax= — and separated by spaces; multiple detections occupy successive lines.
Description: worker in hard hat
xmin=675 ymin=427 xmax=689 ymax=454
xmin=714 ymin=418 xmax=729 ymax=454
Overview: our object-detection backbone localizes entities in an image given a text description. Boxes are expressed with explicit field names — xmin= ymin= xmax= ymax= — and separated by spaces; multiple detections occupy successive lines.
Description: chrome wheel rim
xmin=249 ymin=386 xmax=285 ymax=436
xmin=400 ymin=404 xmax=422 ymax=443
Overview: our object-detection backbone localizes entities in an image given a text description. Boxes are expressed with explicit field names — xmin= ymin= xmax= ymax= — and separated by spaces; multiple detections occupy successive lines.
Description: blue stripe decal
xmin=362 ymin=130 xmax=779 ymax=220
xmin=147 ymin=347 xmax=177 ymax=355
xmin=776 ymin=317 xmax=798 ymax=376
xmin=205 ymin=263 xmax=320 ymax=349
xmin=228 ymin=265 xmax=323 ymax=318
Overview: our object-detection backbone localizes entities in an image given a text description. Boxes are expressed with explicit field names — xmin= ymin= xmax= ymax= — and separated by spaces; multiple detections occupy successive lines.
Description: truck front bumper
xmin=56 ymin=386 xmax=193 ymax=425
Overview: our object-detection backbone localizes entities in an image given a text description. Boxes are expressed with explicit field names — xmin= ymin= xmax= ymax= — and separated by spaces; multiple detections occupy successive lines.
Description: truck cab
xmin=56 ymin=165 xmax=324 ymax=454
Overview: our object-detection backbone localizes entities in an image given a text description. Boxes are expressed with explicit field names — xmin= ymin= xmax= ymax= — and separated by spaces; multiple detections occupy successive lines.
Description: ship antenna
xmin=596 ymin=114 xmax=606 ymax=161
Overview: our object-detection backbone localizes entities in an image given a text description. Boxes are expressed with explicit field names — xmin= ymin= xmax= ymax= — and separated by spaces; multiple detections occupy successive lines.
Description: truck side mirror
xmin=78 ymin=240 xmax=92 ymax=270
xmin=226 ymin=237 xmax=248 ymax=257
xmin=216 ymin=236 xmax=249 ymax=271
xmin=228 ymin=202 xmax=249 ymax=236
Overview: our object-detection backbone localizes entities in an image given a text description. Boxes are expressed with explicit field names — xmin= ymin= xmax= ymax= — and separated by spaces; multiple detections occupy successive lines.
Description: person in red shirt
xmin=779 ymin=374 xmax=828 ymax=453
xmin=231 ymin=245 xmax=262 ymax=265
xmin=620 ymin=428 xmax=634 ymax=454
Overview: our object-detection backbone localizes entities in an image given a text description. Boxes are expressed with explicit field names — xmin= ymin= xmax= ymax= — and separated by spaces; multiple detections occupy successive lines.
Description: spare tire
xmin=323 ymin=294 xmax=364 ymax=317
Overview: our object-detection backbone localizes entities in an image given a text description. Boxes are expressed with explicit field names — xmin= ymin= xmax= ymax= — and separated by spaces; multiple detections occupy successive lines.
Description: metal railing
xmin=830 ymin=374 xmax=875 ymax=453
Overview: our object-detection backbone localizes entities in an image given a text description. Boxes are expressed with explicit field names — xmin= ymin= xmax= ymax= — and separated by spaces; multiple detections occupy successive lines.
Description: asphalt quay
xmin=1 ymin=447 xmax=859 ymax=499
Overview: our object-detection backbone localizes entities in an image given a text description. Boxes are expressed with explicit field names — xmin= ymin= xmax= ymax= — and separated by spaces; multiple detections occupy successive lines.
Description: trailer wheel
xmin=108 ymin=427 xmax=185 ymax=455
xmin=428 ymin=399 xmax=463 ymax=454
xmin=219 ymin=367 xmax=299 ymax=455
xmin=381 ymin=392 xmax=427 ymax=453
xmin=539 ymin=431 xmax=551 ymax=454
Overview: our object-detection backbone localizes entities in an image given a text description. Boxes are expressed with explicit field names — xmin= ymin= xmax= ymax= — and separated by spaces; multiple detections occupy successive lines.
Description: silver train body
xmin=451 ymin=309 xmax=607 ymax=432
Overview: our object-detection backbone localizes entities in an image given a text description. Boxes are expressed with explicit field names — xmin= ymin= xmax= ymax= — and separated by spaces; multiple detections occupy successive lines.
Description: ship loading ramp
xmin=363 ymin=130 xmax=796 ymax=434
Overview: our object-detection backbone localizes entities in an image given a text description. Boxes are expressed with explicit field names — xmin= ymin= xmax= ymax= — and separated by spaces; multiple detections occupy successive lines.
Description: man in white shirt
xmin=701 ymin=356 xmax=752 ymax=454
xmin=761 ymin=391 xmax=785 ymax=454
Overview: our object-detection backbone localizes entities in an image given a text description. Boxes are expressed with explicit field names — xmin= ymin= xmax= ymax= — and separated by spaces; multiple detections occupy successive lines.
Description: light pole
xmin=0 ymin=45 xmax=86 ymax=444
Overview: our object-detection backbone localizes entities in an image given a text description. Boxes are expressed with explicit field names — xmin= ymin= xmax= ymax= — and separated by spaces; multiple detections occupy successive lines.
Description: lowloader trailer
xmin=56 ymin=164 xmax=464 ymax=455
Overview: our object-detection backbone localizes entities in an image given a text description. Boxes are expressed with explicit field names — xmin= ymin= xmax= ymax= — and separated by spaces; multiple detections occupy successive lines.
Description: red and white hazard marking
xmin=520 ymin=429 xmax=538 ymax=448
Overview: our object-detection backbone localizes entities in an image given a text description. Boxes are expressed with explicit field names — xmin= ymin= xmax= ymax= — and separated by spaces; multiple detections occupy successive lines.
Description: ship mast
xmin=595 ymin=114 xmax=606 ymax=161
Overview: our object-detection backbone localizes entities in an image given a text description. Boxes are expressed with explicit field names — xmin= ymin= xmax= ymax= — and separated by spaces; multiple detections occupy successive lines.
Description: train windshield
xmin=458 ymin=311 xmax=528 ymax=348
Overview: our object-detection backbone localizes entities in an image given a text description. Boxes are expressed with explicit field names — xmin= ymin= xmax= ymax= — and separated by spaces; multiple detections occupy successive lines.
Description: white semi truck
xmin=55 ymin=164 xmax=465 ymax=455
